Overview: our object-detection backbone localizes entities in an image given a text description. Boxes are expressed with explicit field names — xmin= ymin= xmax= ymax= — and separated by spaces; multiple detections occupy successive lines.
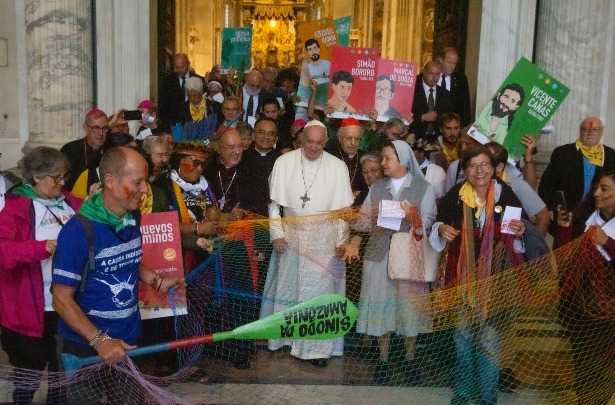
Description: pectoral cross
xmin=300 ymin=192 xmax=310 ymax=208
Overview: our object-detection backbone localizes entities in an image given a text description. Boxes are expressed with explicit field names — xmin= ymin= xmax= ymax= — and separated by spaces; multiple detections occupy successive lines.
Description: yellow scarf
xmin=458 ymin=182 xmax=486 ymax=219
xmin=576 ymin=139 xmax=604 ymax=166
xmin=139 ymin=182 xmax=153 ymax=214
xmin=442 ymin=143 xmax=459 ymax=164
xmin=189 ymin=101 xmax=206 ymax=122
xmin=500 ymin=168 xmax=508 ymax=184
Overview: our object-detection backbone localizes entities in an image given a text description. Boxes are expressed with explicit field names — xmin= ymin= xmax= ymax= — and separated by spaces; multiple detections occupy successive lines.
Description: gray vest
xmin=364 ymin=175 xmax=430 ymax=262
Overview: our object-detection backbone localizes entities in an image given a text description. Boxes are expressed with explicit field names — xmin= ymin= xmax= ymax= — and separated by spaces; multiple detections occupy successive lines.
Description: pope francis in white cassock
xmin=260 ymin=120 xmax=354 ymax=366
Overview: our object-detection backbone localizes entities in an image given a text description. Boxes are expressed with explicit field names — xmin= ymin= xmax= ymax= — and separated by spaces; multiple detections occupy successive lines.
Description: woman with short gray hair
xmin=177 ymin=76 xmax=223 ymax=127
xmin=0 ymin=146 xmax=82 ymax=404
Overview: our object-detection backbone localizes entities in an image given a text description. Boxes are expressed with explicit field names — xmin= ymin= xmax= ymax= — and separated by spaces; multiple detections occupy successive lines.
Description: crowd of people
xmin=0 ymin=47 xmax=614 ymax=405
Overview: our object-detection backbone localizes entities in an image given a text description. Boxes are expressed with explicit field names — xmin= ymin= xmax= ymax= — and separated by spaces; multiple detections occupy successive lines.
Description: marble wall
xmin=0 ymin=0 xmax=25 ymax=169
xmin=475 ymin=0 xmax=537 ymax=113
xmin=534 ymin=0 xmax=615 ymax=150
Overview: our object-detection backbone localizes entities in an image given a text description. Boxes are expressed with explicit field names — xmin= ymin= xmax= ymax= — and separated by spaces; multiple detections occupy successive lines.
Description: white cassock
xmin=260 ymin=148 xmax=354 ymax=360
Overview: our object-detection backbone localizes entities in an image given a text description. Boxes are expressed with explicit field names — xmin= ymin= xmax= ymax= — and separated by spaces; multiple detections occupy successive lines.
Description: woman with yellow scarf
xmin=176 ymin=77 xmax=224 ymax=127
xmin=429 ymin=146 xmax=526 ymax=405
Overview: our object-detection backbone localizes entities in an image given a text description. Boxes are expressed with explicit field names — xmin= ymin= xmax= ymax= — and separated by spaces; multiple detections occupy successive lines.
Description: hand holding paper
xmin=501 ymin=206 xmax=523 ymax=236
xmin=377 ymin=200 xmax=405 ymax=231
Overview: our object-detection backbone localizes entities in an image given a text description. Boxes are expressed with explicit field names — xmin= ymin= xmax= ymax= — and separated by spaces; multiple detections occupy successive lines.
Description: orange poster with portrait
xmin=138 ymin=212 xmax=187 ymax=319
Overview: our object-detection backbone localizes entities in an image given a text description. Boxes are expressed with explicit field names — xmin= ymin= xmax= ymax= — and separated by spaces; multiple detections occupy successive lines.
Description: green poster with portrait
xmin=220 ymin=28 xmax=252 ymax=73
xmin=468 ymin=57 xmax=570 ymax=163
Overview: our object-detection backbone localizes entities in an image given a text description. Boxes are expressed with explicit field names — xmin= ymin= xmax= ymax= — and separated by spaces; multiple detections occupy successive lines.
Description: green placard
xmin=469 ymin=57 xmax=570 ymax=162
xmin=221 ymin=28 xmax=252 ymax=73
xmin=334 ymin=16 xmax=351 ymax=47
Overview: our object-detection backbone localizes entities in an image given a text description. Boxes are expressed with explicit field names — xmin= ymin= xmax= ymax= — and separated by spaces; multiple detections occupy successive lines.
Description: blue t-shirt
xmin=53 ymin=217 xmax=142 ymax=346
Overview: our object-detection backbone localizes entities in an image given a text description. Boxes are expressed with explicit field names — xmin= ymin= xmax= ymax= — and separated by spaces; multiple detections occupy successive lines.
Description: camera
xmin=123 ymin=110 xmax=143 ymax=120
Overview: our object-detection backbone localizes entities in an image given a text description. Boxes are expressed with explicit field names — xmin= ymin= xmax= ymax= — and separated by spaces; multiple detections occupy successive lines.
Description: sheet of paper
xmin=136 ymin=127 xmax=152 ymax=140
xmin=501 ymin=206 xmax=522 ymax=234
xmin=593 ymin=214 xmax=615 ymax=260
xmin=377 ymin=200 xmax=404 ymax=231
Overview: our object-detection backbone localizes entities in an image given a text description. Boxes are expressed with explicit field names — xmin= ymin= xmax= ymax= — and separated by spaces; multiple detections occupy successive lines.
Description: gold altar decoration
xmin=250 ymin=6 xmax=296 ymax=69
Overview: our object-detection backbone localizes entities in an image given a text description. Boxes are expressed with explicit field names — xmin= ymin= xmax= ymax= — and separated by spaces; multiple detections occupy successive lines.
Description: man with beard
xmin=374 ymin=75 xmax=400 ymax=119
xmin=430 ymin=112 xmax=462 ymax=172
xmin=474 ymin=83 xmax=525 ymax=144
xmin=242 ymin=70 xmax=273 ymax=124
xmin=298 ymin=39 xmax=331 ymax=110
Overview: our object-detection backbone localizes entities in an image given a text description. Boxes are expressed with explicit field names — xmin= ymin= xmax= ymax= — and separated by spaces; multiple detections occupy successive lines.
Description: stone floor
xmin=0 ymin=342 xmax=610 ymax=405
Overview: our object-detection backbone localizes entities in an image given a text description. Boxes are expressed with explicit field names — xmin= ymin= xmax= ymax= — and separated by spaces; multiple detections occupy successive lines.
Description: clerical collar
xmin=255 ymin=146 xmax=272 ymax=156
xmin=341 ymin=149 xmax=356 ymax=159
xmin=219 ymin=159 xmax=237 ymax=170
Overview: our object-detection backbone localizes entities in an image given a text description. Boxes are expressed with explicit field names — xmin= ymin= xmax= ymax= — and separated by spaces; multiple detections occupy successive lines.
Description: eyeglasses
xmin=376 ymin=86 xmax=392 ymax=94
xmin=222 ymin=144 xmax=243 ymax=152
xmin=255 ymin=129 xmax=277 ymax=138
xmin=86 ymin=124 xmax=110 ymax=133
xmin=186 ymin=155 xmax=206 ymax=168
xmin=47 ymin=173 xmax=71 ymax=184
xmin=466 ymin=162 xmax=492 ymax=172
xmin=223 ymin=107 xmax=239 ymax=111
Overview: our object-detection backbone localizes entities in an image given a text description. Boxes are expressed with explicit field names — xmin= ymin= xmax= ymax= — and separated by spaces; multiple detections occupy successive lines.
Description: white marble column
xmin=24 ymin=0 xmax=94 ymax=150
xmin=95 ymin=0 xmax=150 ymax=126
xmin=534 ymin=0 xmax=615 ymax=152
xmin=475 ymin=0 xmax=537 ymax=116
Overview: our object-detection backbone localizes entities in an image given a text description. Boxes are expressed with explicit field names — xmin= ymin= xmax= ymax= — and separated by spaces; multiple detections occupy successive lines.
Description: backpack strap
xmin=73 ymin=213 xmax=95 ymax=294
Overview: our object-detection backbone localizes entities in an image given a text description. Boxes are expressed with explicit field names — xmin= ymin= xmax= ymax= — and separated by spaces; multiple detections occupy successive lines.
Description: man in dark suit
xmin=159 ymin=53 xmax=204 ymax=125
xmin=410 ymin=61 xmax=453 ymax=144
xmin=538 ymin=116 xmax=615 ymax=233
xmin=438 ymin=47 xmax=472 ymax=127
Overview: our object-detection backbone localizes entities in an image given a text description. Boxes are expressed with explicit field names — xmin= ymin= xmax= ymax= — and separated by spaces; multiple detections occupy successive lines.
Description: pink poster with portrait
xmin=328 ymin=46 xmax=380 ymax=121
xmin=374 ymin=59 xmax=417 ymax=123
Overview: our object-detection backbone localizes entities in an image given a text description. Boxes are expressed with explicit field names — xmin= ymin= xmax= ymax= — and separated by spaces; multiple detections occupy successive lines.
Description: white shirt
xmin=440 ymin=74 xmax=451 ymax=91
xmin=33 ymin=200 xmax=76 ymax=310
xmin=0 ymin=175 xmax=6 ymax=212
xmin=422 ymin=82 xmax=436 ymax=104
xmin=242 ymin=87 xmax=260 ymax=121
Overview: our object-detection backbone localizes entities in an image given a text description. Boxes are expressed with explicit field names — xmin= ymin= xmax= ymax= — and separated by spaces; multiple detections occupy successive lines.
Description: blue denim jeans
xmin=451 ymin=320 xmax=503 ymax=405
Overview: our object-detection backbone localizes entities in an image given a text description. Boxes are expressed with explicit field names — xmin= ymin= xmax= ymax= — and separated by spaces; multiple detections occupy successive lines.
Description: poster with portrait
xmin=327 ymin=46 xmax=380 ymax=120
xmin=334 ymin=16 xmax=351 ymax=46
xmin=296 ymin=18 xmax=339 ymax=109
xmin=374 ymin=58 xmax=417 ymax=123
xmin=138 ymin=212 xmax=187 ymax=319
xmin=220 ymin=28 xmax=253 ymax=74
xmin=468 ymin=57 xmax=570 ymax=163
